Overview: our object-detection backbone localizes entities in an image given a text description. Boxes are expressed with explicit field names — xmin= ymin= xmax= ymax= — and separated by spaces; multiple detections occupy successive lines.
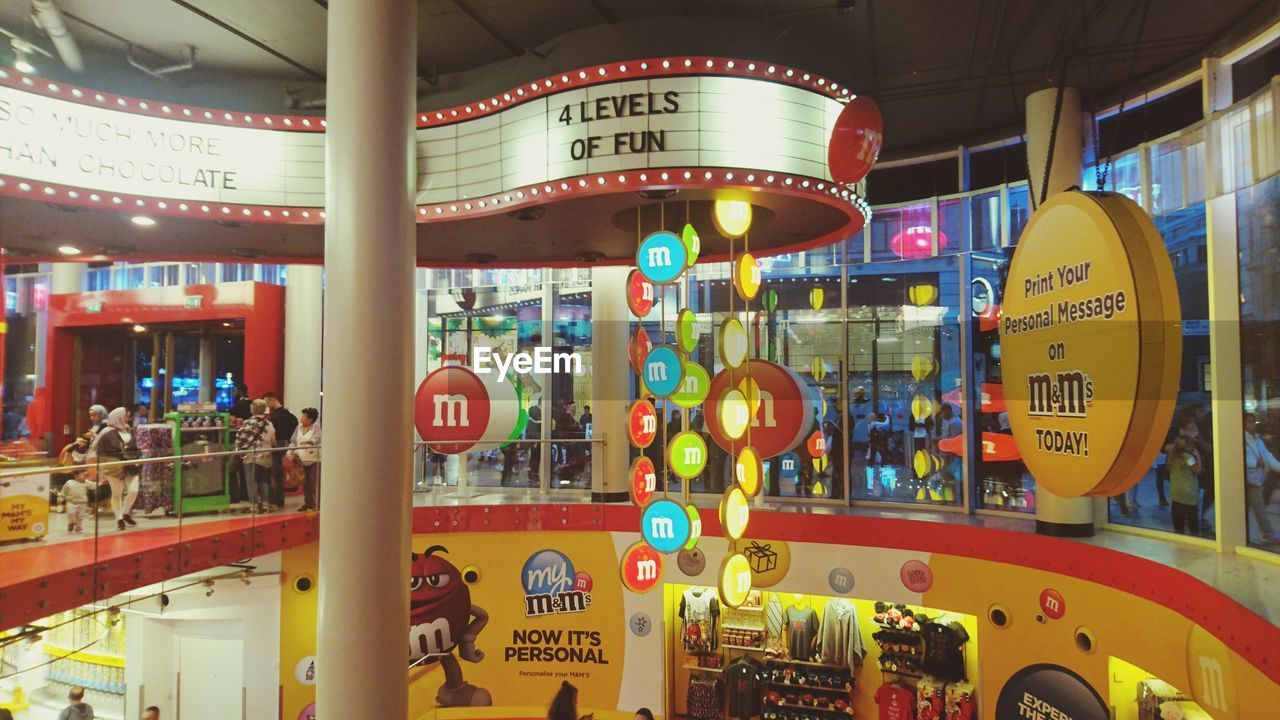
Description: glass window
xmin=869 ymin=203 xmax=933 ymax=262
xmin=969 ymin=252 xmax=1036 ymax=513
xmin=1110 ymin=150 xmax=1142 ymax=204
xmin=1108 ymin=203 xmax=1213 ymax=539
xmin=1149 ymin=137 xmax=1186 ymax=215
xmin=1238 ymin=173 xmax=1280 ymax=551
xmin=847 ymin=258 xmax=964 ymax=507
xmin=936 ymin=198 xmax=969 ymax=256
xmin=1007 ymin=184 xmax=1031 ymax=244
xmin=968 ymin=191 xmax=1001 ymax=251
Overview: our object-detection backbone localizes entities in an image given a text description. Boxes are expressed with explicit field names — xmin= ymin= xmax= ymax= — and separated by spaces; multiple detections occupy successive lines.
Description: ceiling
xmin=2 ymin=0 xmax=1274 ymax=155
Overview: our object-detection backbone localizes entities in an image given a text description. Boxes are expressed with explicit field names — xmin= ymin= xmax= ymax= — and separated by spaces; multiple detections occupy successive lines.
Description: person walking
xmin=1244 ymin=413 xmax=1280 ymax=545
xmin=58 ymin=686 xmax=94 ymax=720
xmin=263 ymin=393 xmax=298 ymax=508
xmin=87 ymin=404 xmax=108 ymax=436
xmin=290 ymin=408 xmax=322 ymax=512
xmin=88 ymin=408 xmax=139 ymax=532
xmin=60 ymin=472 xmax=91 ymax=533
xmin=235 ymin=400 xmax=276 ymax=514
xmin=141 ymin=706 xmax=160 ymax=720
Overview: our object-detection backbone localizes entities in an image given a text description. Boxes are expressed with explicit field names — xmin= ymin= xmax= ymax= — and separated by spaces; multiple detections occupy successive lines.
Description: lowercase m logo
xmin=432 ymin=394 xmax=469 ymax=427
xmin=414 ymin=366 xmax=491 ymax=455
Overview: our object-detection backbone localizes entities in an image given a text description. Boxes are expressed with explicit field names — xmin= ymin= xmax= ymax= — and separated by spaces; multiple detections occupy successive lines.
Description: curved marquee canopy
xmin=0 ymin=57 xmax=870 ymax=266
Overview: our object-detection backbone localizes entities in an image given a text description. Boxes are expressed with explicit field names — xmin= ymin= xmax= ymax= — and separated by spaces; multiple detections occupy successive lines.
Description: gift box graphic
xmin=745 ymin=541 xmax=778 ymax=574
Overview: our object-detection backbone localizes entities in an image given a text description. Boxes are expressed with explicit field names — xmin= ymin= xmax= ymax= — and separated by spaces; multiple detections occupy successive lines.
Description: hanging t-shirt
xmin=817 ymin=598 xmax=866 ymax=668
xmin=876 ymin=681 xmax=916 ymax=720
xmin=920 ymin=619 xmax=970 ymax=681
xmin=680 ymin=588 xmax=721 ymax=652
xmin=724 ymin=656 xmax=764 ymax=719
xmin=784 ymin=604 xmax=818 ymax=661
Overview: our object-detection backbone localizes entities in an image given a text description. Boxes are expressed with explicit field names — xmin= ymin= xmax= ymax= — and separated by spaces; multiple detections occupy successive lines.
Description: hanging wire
xmin=1097 ymin=0 xmax=1153 ymax=191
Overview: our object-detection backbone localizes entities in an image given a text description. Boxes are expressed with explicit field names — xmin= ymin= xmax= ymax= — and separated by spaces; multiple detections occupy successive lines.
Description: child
xmin=60 ymin=473 xmax=91 ymax=533
xmin=1167 ymin=435 xmax=1202 ymax=536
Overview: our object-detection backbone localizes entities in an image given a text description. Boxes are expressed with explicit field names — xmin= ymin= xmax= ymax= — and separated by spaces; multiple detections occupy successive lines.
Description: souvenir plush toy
xmin=409 ymin=546 xmax=491 ymax=707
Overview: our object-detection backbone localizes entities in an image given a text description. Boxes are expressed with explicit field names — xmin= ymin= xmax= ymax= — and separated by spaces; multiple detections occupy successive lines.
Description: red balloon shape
xmin=890 ymin=225 xmax=949 ymax=259
xmin=828 ymin=96 xmax=884 ymax=184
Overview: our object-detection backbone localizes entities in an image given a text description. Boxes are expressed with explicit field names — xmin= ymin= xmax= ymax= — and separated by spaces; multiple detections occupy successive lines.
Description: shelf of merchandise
xmin=722 ymin=624 xmax=765 ymax=631
xmin=763 ymin=701 xmax=851 ymax=714
xmin=722 ymin=644 xmax=764 ymax=651
xmin=43 ymin=643 xmax=126 ymax=668
xmin=766 ymin=657 xmax=850 ymax=670
xmin=682 ymin=664 xmax=723 ymax=673
xmin=878 ymin=667 xmax=924 ymax=678
xmin=767 ymin=681 xmax=853 ymax=694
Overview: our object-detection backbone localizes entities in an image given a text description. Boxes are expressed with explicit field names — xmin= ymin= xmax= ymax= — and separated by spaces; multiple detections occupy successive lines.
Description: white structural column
xmin=591 ymin=266 xmax=632 ymax=502
xmin=284 ymin=264 xmax=324 ymax=411
xmin=316 ymin=1 xmax=416 ymax=718
xmin=1025 ymin=86 xmax=1096 ymax=536
xmin=1201 ymin=56 xmax=1246 ymax=552
xmin=34 ymin=263 xmax=87 ymax=388
xmin=50 ymin=263 xmax=86 ymax=294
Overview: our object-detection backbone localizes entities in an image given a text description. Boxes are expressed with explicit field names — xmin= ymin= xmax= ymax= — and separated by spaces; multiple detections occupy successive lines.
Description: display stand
xmin=165 ymin=410 xmax=232 ymax=515
xmin=0 ymin=459 xmax=50 ymax=542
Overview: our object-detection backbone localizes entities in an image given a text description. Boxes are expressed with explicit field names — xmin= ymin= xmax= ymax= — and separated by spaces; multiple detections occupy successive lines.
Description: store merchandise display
xmin=0 ymin=608 xmax=127 ymax=717
xmin=135 ymin=422 xmax=175 ymax=515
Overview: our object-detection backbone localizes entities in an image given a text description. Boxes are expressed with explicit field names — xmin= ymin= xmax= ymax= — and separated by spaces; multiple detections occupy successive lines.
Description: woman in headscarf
xmin=88 ymin=407 xmax=140 ymax=531
xmin=87 ymin=404 xmax=109 ymax=436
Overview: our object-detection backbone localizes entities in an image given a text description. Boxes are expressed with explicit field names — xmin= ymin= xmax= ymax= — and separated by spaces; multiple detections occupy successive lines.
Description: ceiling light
xmin=131 ymin=215 xmax=156 ymax=227
xmin=14 ymin=51 xmax=33 ymax=74
xmin=57 ymin=245 xmax=81 ymax=255
xmin=133 ymin=325 xmax=147 ymax=333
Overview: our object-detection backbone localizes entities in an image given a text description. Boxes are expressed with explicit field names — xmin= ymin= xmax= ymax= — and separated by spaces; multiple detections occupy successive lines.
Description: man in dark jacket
xmin=263 ymin=393 xmax=298 ymax=508
xmin=230 ymin=383 xmax=252 ymax=423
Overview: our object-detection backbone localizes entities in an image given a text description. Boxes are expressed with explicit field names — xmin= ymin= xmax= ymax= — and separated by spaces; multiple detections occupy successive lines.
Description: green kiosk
xmin=166 ymin=405 xmax=233 ymax=515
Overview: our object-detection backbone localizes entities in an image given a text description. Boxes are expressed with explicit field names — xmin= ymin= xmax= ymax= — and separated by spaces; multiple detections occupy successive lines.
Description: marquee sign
xmin=0 ymin=59 xmax=866 ymax=225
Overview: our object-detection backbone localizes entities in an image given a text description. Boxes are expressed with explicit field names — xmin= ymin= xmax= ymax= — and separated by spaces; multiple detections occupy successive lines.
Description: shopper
xmin=235 ymin=399 xmax=276 ymax=513
xmin=547 ymin=681 xmax=591 ymax=720
xmin=58 ymin=686 xmax=94 ymax=720
xmin=89 ymin=407 xmax=139 ymax=532
xmin=525 ymin=405 xmax=543 ymax=483
xmin=1192 ymin=404 xmax=1216 ymax=530
xmin=229 ymin=383 xmax=253 ymax=424
xmin=264 ymin=393 xmax=298 ymax=508
xmin=634 ymin=710 xmax=654 ymax=720
xmin=1166 ymin=432 xmax=1202 ymax=536
xmin=1244 ymin=413 xmax=1280 ymax=545
xmin=87 ymin=404 xmax=108 ymax=435
xmin=290 ymin=408 xmax=322 ymax=512
xmin=60 ymin=471 xmax=91 ymax=534
xmin=1 ymin=707 xmax=13 ymax=720
xmin=579 ymin=405 xmax=593 ymax=429
xmin=132 ymin=403 xmax=150 ymax=428
xmin=142 ymin=706 xmax=160 ymax=720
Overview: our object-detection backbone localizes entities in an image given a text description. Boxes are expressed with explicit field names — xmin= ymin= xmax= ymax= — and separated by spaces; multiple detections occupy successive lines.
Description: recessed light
xmin=132 ymin=325 xmax=147 ymax=333
xmin=57 ymin=245 xmax=81 ymax=255
xmin=131 ymin=215 xmax=156 ymax=227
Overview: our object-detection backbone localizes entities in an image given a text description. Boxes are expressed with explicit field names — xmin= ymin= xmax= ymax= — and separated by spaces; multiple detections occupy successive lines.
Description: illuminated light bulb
xmin=713 ymin=199 xmax=752 ymax=238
